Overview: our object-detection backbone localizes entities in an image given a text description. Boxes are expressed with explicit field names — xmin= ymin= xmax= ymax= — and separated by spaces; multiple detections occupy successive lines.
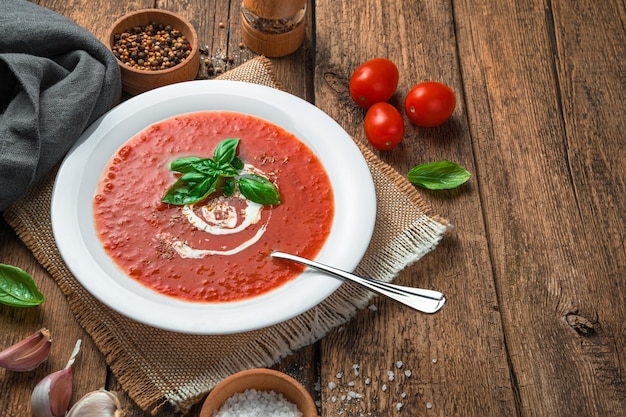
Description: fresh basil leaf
xmin=223 ymin=178 xmax=236 ymax=196
xmin=407 ymin=160 xmax=471 ymax=190
xmin=232 ymin=156 xmax=244 ymax=171
xmin=213 ymin=138 xmax=239 ymax=165
xmin=162 ymin=177 xmax=194 ymax=205
xmin=189 ymin=175 xmax=219 ymax=203
xmin=170 ymin=157 xmax=204 ymax=173
xmin=180 ymin=172 xmax=206 ymax=182
xmin=194 ymin=158 xmax=219 ymax=176
xmin=217 ymin=162 xmax=238 ymax=177
xmin=238 ymin=174 xmax=281 ymax=205
xmin=0 ymin=264 xmax=44 ymax=307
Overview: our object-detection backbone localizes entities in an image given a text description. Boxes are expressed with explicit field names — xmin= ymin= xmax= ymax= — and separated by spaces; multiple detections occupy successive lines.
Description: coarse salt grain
xmin=212 ymin=388 xmax=302 ymax=417
xmin=426 ymin=402 xmax=433 ymax=409
xmin=387 ymin=371 xmax=395 ymax=381
xmin=404 ymin=370 xmax=412 ymax=377
xmin=328 ymin=381 xmax=337 ymax=390
xmin=396 ymin=402 xmax=403 ymax=411
xmin=396 ymin=361 xmax=403 ymax=369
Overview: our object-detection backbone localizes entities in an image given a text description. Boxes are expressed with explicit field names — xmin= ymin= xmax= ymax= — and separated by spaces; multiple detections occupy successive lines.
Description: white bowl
xmin=51 ymin=80 xmax=376 ymax=334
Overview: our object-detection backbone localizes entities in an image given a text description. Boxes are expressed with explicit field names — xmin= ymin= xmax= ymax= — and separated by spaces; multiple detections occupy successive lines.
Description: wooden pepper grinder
xmin=241 ymin=0 xmax=306 ymax=57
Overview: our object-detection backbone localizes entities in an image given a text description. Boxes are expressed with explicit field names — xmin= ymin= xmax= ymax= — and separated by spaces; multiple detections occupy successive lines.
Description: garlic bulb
xmin=31 ymin=339 xmax=81 ymax=417
xmin=0 ymin=328 xmax=51 ymax=372
xmin=67 ymin=389 xmax=124 ymax=417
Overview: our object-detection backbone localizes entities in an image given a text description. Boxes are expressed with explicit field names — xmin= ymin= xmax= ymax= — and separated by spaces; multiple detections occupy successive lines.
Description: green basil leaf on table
xmin=238 ymin=174 xmax=281 ymax=206
xmin=407 ymin=160 xmax=471 ymax=190
xmin=0 ymin=264 xmax=45 ymax=307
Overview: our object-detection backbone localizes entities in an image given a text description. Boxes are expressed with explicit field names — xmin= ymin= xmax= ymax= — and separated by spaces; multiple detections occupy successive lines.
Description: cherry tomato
xmin=349 ymin=58 xmax=399 ymax=109
xmin=404 ymin=82 xmax=456 ymax=127
xmin=364 ymin=102 xmax=405 ymax=150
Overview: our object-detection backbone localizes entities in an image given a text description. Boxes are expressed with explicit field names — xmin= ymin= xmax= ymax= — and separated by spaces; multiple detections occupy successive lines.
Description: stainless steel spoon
xmin=271 ymin=251 xmax=446 ymax=314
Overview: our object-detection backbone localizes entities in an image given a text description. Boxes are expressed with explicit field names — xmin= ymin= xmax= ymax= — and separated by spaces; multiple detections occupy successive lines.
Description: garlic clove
xmin=67 ymin=388 xmax=124 ymax=417
xmin=0 ymin=328 xmax=52 ymax=372
xmin=31 ymin=339 xmax=82 ymax=417
xmin=31 ymin=367 xmax=73 ymax=417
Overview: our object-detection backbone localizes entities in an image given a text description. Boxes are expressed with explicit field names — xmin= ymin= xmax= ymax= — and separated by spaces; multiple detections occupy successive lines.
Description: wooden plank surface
xmin=453 ymin=0 xmax=626 ymax=415
xmin=313 ymin=0 xmax=515 ymax=415
xmin=1 ymin=0 xmax=624 ymax=416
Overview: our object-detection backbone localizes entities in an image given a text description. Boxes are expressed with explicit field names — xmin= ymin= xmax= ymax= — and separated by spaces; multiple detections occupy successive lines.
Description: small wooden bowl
xmin=199 ymin=368 xmax=317 ymax=417
xmin=106 ymin=9 xmax=199 ymax=95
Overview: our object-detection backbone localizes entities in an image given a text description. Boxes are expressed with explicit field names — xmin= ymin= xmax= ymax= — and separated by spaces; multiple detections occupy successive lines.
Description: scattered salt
xmin=352 ymin=364 xmax=360 ymax=376
xmin=432 ymin=358 xmax=438 ymax=364
xmin=426 ymin=402 xmax=433 ymax=409
xmin=336 ymin=372 xmax=343 ymax=379
xmin=368 ymin=304 xmax=378 ymax=311
xmin=404 ymin=370 xmax=412 ymax=377
xmin=381 ymin=384 xmax=387 ymax=392
xmin=401 ymin=392 xmax=407 ymax=399
xmin=328 ymin=381 xmax=337 ymax=390
xmin=213 ymin=388 xmax=302 ymax=417
xmin=387 ymin=371 xmax=395 ymax=381
xmin=348 ymin=381 xmax=355 ymax=387
xmin=396 ymin=361 xmax=403 ymax=369
xmin=396 ymin=402 xmax=403 ymax=411
xmin=364 ymin=378 xmax=371 ymax=385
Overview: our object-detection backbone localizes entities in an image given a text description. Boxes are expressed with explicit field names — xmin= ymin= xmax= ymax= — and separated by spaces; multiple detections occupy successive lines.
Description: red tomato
xmin=349 ymin=58 xmax=399 ymax=109
xmin=364 ymin=103 xmax=405 ymax=150
xmin=404 ymin=82 xmax=456 ymax=127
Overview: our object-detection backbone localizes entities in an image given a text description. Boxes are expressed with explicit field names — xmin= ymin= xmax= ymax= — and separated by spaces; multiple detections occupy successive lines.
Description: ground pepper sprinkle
xmin=112 ymin=21 xmax=192 ymax=71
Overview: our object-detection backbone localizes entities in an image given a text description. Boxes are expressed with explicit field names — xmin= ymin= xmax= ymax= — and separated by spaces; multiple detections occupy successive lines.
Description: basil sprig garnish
xmin=0 ymin=264 xmax=45 ymax=307
xmin=407 ymin=160 xmax=471 ymax=190
xmin=162 ymin=138 xmax=281 ymax=206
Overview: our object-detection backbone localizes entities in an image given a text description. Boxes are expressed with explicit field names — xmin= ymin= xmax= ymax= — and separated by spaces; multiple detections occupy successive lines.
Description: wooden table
xmin=2 ymin=0 xmax=624 ymax=415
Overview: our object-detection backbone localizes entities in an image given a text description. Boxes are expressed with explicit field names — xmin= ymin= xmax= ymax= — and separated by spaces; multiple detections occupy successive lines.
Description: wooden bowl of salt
xmin=200 ymin=368 xmax=317 ymax=417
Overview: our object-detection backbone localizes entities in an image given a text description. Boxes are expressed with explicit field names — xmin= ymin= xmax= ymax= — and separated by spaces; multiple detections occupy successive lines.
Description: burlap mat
xmin=3 ymin=56 xmax=450 ymax=414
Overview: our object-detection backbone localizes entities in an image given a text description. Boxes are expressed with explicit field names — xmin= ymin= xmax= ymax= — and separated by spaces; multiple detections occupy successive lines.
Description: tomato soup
xmin=93 ymin=112 xmax=334 ymax=302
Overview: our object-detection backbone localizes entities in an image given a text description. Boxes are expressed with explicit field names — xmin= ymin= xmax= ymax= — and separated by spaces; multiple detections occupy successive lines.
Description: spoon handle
xmin=271 ymin=252 xmax=446 ymax=314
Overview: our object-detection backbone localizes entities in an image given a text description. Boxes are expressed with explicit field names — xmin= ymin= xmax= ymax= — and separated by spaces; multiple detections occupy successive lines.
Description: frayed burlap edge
xmin=3 ymin=56 xmax=450 ymax=414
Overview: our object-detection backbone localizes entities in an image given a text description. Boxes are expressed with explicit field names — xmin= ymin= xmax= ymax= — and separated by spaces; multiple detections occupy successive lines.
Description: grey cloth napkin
xmin=0 ymin=0 xmax=122 ymax=211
